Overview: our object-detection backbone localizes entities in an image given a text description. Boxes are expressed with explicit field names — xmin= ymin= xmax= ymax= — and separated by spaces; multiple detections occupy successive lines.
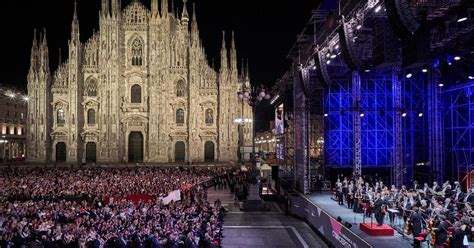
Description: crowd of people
xmin=0 ymin=166 xmax=232 ymax=248
xmin=333 ymin=174 xmax=474 ymax=247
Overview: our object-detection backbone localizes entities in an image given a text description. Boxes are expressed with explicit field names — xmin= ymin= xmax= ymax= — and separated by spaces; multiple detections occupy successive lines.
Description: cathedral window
xmin=87 ymin=109 xmax=96 ymax=125
xmin=131 ymin=38 xmax=143 ymax=66
xmin=176 ymin=80 xmax=186 ymax=97
xmin=57 ymin=109 xmax=65 ymax=126
xmin=205 ymin=109 xmax=214 ymax=125
xmin=176 ymin=109 xmax=185 ymax=126
xmin=131 ymin=84 xmax=142 ymax=103
xmin=85 ymin=79 xmax=98 ymax=97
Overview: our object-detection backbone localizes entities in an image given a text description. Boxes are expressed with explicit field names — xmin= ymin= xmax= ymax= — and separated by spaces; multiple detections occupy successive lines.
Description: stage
xmin=307 ymin=193 xmax=413 ymax=248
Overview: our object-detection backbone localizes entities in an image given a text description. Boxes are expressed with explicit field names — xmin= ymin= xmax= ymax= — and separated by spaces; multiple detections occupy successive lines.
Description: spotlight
xmin=22 ymin=96 xmax=29 ymax=101
xmin=402 ymin=113 xmax=407 ymax=117
xmin=469 ymin=76 xmax=474 ymax=80
xmin=324 ymin=113 xmax=328 ymax=117
xmin=330 ymin=54 xmax=337 ymax=59
xmin=312 ymin=65 xmax=317 ymax=70
xmin=457 ymin=17 xmax=468 ymax=23
xmin=439 ymin=83 xmax=444 ymax=87
xmin=375 ymin=5 xmax=382 ymax=13
xmin=356 ymin=24 xmax=362 ymax=30
xmin=454 ymin=56 xmax=461 ymax=61
xmin=335 ymin=45 xmax=339 ymax=49
xmin=326 ymin=53 xmax=331 ymax=58
xmin=365 ymin=69 xmax=371 ymax=73
xmin=418 ymin=113 xmax=423 ymax=117
xmin=360 ymin=112 xmax=365 ymax=117
xmin=422 ymin=68 xmax=428 ymax=73
xmin=326 ymin=60 xmax=331 ymax=65
xmin=406 ymin=73 xmax=413 ymax=79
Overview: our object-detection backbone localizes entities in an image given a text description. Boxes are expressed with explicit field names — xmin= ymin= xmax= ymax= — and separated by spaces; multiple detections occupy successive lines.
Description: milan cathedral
xmin=26 ymin=0 xmax=252 ymax=163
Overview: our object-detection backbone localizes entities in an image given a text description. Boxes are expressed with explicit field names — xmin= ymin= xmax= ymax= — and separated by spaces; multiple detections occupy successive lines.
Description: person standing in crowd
xmin=410 ymin=207 xmax=423 ymax=248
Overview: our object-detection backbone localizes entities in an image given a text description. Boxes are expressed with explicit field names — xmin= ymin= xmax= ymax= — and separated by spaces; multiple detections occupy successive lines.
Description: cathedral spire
xmin=161 ymin=0 xmax=168 ymax=18
xmin=58 ymin=48 xmax=62 ymax=65
xmin=220 ymin=31 xmax=228 ymax=73
xmin=181 ymin=0 xmax=189 ymax=20
xmin=151 ymin=0 xmax=158 ymax=18
xmin=39 ymin=29 xmax=50 ymax=74
xmin=101 ymin=0 xmax=109 ymax=17
xmin=71 ymin=0 xmax=80 ymax=41
xmin=111 ymin=0 xmax=121 ymax=18
xmin=230 ymin=31 xmax=237 ymax=73
xmin=191 ymin=2 xmax=198 ymax=40
xmin=29 ymin=29 xmax=39 ymax=76
xmin=245 ymin=59 xmax=250 ymax=82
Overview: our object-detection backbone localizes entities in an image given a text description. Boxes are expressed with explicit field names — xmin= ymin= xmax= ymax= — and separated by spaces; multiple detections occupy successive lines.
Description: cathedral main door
xmin=204 ymin=141 xmax=215 ymax=162
xmin=56 ymin=142 xmax=66 ymax=162
xmin=128 ymin=132 xmax=144 ymax=163
xmin=86 ymin=142 xmax=97 ymax=163
xmin=175 ymin=141 xmax=185 ymax=162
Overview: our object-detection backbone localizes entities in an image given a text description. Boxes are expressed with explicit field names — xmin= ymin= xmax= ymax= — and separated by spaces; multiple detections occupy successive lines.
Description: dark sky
xmin=0 ymin=0 xmax=321 ymax=130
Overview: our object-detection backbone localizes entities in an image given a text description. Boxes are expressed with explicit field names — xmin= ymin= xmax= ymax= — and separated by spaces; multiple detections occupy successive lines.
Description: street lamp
xmin=237 ymin=85 xmax=271 ymax=176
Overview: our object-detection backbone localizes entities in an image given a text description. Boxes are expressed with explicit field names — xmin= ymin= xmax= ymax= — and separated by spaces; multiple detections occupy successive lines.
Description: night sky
xmin=0 ymin=0 xmax=321 ymax=131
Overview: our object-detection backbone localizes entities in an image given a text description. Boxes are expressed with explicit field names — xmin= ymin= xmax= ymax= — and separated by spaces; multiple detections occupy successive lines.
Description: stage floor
xmin=308 ymin=193 xmax=413 ymax=248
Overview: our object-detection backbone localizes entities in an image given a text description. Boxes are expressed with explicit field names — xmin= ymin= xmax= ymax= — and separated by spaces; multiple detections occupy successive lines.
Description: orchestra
xmin=333 ymin=177 xmax=474 ymax=247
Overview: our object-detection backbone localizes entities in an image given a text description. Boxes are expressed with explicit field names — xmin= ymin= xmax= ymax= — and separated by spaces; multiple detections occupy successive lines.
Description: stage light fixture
xmin=312 ymin=65 xmax=317 ymax=70
xmin=422 ymin=68 xmax=428 ymax=73
xmin=469 ymin=76 xmax=474 ymax=80
xmin=406 ymin=73 xmax=412 ymax=79
xmin=335 ymin=45 xmax=339 ymax=50
xmin=418 ymin=113 xmax=423 ymax=117
xmin=375 ymin=5 xmax=382 ymax=13
xmin=330 ymin=54 xmax=337 ymax=59
xmin=365 ymin=69 xmax=371 ymax=73
xmin=326 ymin=60 xmax=331 ymax=65
xmin=438 ymin=83 xmax=444 ymax=87
xmin=356 ymin=24 xmax=362 ymax=30
xmin=402 ymin=113 xmax=407 ymax=117
xmin=360 ymin=112 xmax=365 ymax=117
xmin=457 ymin=17 xmax=468 ymax=23
xmin=454 ymin=56 xmax=461 ymax=61
xmin=326 ymin=53 xmax=331 ymax=58
xmin=324 ymin=113 xmax=328 ymax=117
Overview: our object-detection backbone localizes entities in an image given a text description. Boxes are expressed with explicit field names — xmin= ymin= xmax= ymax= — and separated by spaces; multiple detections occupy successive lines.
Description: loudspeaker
xmin=271 ymin=165 xmax=279 ymax=180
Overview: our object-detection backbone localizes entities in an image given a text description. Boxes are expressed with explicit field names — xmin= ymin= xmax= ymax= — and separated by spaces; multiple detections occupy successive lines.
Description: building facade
xmin=27 ymin=0 xmax=252 ymax=163
xmin=0 ymin=86 xmax=27 ymax=161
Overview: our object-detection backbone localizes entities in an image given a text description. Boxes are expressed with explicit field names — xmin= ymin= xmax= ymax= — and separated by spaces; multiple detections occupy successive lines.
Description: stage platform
xmin=359 ymin=223 xmax=394 ymax=236
xmin=308 ymin=193 xmax=412 ymax=248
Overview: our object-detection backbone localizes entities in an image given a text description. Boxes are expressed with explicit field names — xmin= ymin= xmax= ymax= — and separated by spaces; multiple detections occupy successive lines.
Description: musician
xmin=443 ymin=198 xmax=454 ymax=213
xmin=451 ymin=221 xmax=465 ymax=248
xmin=353 ymin=188 xmax=363 ymax=213
xmin=453 ymin=187 xmax=465 ymax=210
xmin=374 ymin=192 xmax=388 ymax=226
xmin=413 ymin=181 xmax=420 ymax=191
xmin=432 ymin=182 xmax=441 ymax=193
xmin=465 ymin=186 xmax=474 ymax=206
xmin=423 ymin=183 xmax=431 ymax=195
xmin=453 ymin=181 xmax=461 ymax=193
xmin=336 ymin=179 xmax=343 ymax=205
xmin=435 ymin=215 xmax=449 ymax=247
xmin=342 ymin=178 xmax=349 ymax=206
xmin=347 ymin=181 xmax=355 ymax=209
xmin=442 ymin=180 xmax=452 ymax=198
xmin=365 ymin=188 xmax=375 ymax=218
xmin=410 ymin=207 xmax=423 ymax=248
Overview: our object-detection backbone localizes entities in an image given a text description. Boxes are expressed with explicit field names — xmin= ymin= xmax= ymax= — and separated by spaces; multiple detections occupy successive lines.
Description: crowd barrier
xmin=289 ymin=193 xmax=373 ymax=248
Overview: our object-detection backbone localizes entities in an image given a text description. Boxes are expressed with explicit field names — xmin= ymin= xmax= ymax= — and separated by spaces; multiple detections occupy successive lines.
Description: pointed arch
xmin=85 ymin=77 xmax=98 ymax=96
xmin=176 ymin=79 xmax=186 ymax=97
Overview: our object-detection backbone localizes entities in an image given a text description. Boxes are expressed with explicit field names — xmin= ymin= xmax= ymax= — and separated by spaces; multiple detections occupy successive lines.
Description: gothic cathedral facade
xmin=26 ymin=0 xmax=253 ymax=163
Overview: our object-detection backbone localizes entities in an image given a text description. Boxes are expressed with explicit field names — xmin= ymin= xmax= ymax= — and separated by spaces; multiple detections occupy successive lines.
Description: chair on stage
xmin=414 ymin=231 xmax=430 ymax=247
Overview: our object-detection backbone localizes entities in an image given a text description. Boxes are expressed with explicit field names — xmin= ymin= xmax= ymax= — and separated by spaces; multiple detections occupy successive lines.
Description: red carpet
xmin=359 ymin=223 xmax=394 ymax=236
